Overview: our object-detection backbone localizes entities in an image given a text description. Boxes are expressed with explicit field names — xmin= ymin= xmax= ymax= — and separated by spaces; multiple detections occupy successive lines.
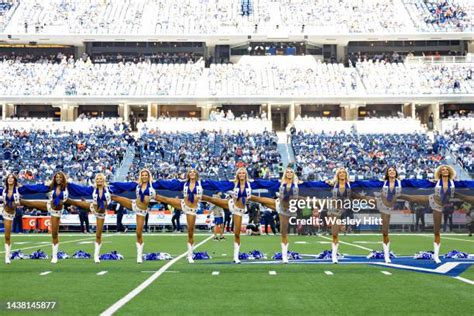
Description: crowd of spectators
xmin=0 ymin=0 xmax=17 ymax=31
xmin=0 ymin=127 xmax=131 ymax=184
xmin=405 ymin=0 xmax=472 ymax=32
xmin=292 ymin=131 xmax=444 ymax=180
xmin=129 ymin=130 xmax=281 ymax=181
xmin=209 ymin=109 xmax=267 ymax=121
xmin=1 ymin=55 xmax=472 ymax=96
xmin=356 ymin=59 xmax=474 ymax=94
xmin=439 ymin=127 xmax=473 ymax=174
xmin=1 ymin=0 xmax=473 ymax=35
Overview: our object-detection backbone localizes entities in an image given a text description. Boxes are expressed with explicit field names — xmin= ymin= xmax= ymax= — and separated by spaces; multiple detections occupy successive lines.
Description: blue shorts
xmin=214 ymin=217 xmax=224 ymax=225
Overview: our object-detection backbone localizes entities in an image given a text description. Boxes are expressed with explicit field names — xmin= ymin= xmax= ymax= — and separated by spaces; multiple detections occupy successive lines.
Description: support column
xmin=429 ymin=102 xmax=441 ymax=131
xmin=402 ymin=102 xmax=415 ymax=118
xmin=289 ymin=102 xmax=296 ymax=123
xmin=53 ymin=104 xmax=76 ymax=121
xmin=267 ymin=104 xmax=272 ymax=120
xmin=119 ymin=103 xmax=131 ymax=122
xmin=199 ymin=103 xmax=213 ymax=120
xmin=2 ymin=103 xmax=15 ymax=119
xmin=294 ymin=103 xmax=302 ymax=120
xmin=340 ymin=103 xmax=361 ymax=120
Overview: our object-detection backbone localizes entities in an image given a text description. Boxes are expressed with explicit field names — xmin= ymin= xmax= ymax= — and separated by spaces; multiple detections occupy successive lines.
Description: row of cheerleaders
xmin=1 ymin=164 xmax=474 ymax=265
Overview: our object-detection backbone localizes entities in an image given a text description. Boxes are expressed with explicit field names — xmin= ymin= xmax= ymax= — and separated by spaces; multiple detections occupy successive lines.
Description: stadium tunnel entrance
xmin=271 ymin=104 xmax=290 ymax=131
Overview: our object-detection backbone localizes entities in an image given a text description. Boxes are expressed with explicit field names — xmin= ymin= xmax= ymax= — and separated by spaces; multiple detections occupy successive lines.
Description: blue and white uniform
xmin=429 ymin=179 xmax=455 ymax=213
xmin=328 ymin=182 xmax=351 ymax=217
xmin=376 ymin=179 xmax=402 ymax=215
xmin=181 ymin=180 xmax=203 ymax=216
xmin=47 ymin=187 xmax=69 ymax=217
xmin=229 ymin=182 xmax=252 ymax=216
xmin=91 ymin=187 xmax=112 ymax=219
xmin=1 ymin=186 xmax=20 ymax=221
xmin=276 ymin=182 xmax=299 ymax=217
xmin=132 ymin=183 xmax=156 ymax=217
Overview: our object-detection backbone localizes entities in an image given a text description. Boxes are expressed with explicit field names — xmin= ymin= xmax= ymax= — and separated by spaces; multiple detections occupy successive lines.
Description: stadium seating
xmin=404 ymin=0 xmax=473 ymax=32
xmin=0 ymin=1 xmax=17 ymax=31
xmin=1 ymin=57 xmax=472 ymax=97
xmin=129 ymin=130 xmax=281 ymax=181
xmin=357 ymin=59 xmax=474 ymax=95
xmin=0 ymin=126 xmax=129 ymax=184
xmin=291 ymin=131 xmax=441 ymax=181
xmin=2 ymin=0 xmax=473 ymax=34
xmin=140 ymin=117 xmax=272 ymax=134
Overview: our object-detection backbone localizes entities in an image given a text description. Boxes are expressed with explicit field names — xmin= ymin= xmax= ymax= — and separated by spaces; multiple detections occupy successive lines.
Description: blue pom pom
xmin=444 ymin=250 xmax=468 ymax=259
xmin=367 ymin=250 xmax=397 ymax=260
xmin=30 ymin=250 xmax=48 ymax=260
xmin=272 ymin=251 xmax=301 ymax=260
xmin=99 ymin=251 xmax=124 ymax=260
xmin=10 ymin=250 xmax=29 ymax=260
xmin=57 ymin=251 xmax=69 ymax=260
xmin=413 ymin=251 xmax=434 ymax=260
xmin=72 ymin=250 xmax=91 ymax=259
xmin=192 ymin=252 xmax=211 ymax=260
xmin=317 ymin=250 xmax=341 ymax=260
xmin=143 ymin=252 xmax=173 ymax=261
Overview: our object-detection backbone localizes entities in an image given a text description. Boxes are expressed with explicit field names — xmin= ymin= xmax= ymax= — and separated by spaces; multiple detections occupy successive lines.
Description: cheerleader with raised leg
xmin=21 ymin=172 xmax=70 ymax=264
xmin=202 ymin=168 xmax=252 ymax=264
xmin=67 ymin=174 xmax=111 ymax=263
xmin=154 ymin=168 xmax=203 ymax=263
xmin=111 ymin=169 xmax=155 ymax=264
xmin=364 ymin=167 xmax=402 ymax=263
xmin=400 ymin=165 xmax=457 ymax=264
xmin=326 ymin=168 xmax=353 ymax=264
xmin=1 ymin=174 xmax=21 ymax=264
xmin=250 ymin=166 xmax=299 ymax=264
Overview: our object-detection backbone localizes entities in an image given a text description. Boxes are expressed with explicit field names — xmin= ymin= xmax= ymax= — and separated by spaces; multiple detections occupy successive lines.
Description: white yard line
xmin=40 ymin=271 xmax=52 ymax=276
xmin=324 ymin=271 xmax=333 ymax=275
xmin=100 ymin=235 xmax=213 ymax=316
xmin=319 ymin=235 xmax=373 ymax=251
xmin=97 ymin=271 xmax=108 ymax=276
xmin=453 ymin=276 xmax=474 ymax=285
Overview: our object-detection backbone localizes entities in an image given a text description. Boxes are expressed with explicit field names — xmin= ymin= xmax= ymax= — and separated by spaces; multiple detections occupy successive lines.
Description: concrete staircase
xmin=112 ymin=145 xmax=135 ymax=182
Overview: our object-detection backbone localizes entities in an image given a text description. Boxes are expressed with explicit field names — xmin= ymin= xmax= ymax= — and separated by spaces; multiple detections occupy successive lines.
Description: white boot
xmin=187 ymin=243 xmax=194 ymax=263
xmin=94 ymin=242 xmax=101 ymax=263
xmin=383 ymin=242 xmax=391 ymax=264
xmin=233 ymin=242 xmax=240 ymax=264
xmin=281 ymin=243 xmax=289 ymax=264
xmin=332 ymin=242 xmax=338 ymax=264
xmin=433 ymin=242 xmax=441 ymax=264
xmin=5 ymin=243 xmax=11 ymax=264
xmin=51 ymin=243 xmax=58 ymax=264
xmin=136 ymin=242 xmax=143 ymax=264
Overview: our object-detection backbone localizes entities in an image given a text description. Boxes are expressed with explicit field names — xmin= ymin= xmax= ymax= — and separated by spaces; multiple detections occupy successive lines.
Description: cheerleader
xmin=1 ymin=174 xmax=21 ymax=264
xmin=327 ymin=167 xmax=353 ymax=264
xmin=154 ymin=168 xmax=203 ymax=263
xmin=111 ymin=169 xmax=155 ymax=264
xmin=400 ymin=165 xmax=457 ymax=263
xmin=365 ymin=167 xmax=402 ymax=263
xmin=67 ymin=174 xmax=111 ymax=263
xmin=250 ymin=166 xmax=299 ymax=263
xmin=20 ymin=172 xmax=69 ymax=264
xmin=202 ymin=168 xmax=252 ymax=263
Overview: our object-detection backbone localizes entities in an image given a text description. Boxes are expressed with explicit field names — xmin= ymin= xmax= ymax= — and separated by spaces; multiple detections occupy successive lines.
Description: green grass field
xmin=1 ymin=232 xmax=473 ymax=316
